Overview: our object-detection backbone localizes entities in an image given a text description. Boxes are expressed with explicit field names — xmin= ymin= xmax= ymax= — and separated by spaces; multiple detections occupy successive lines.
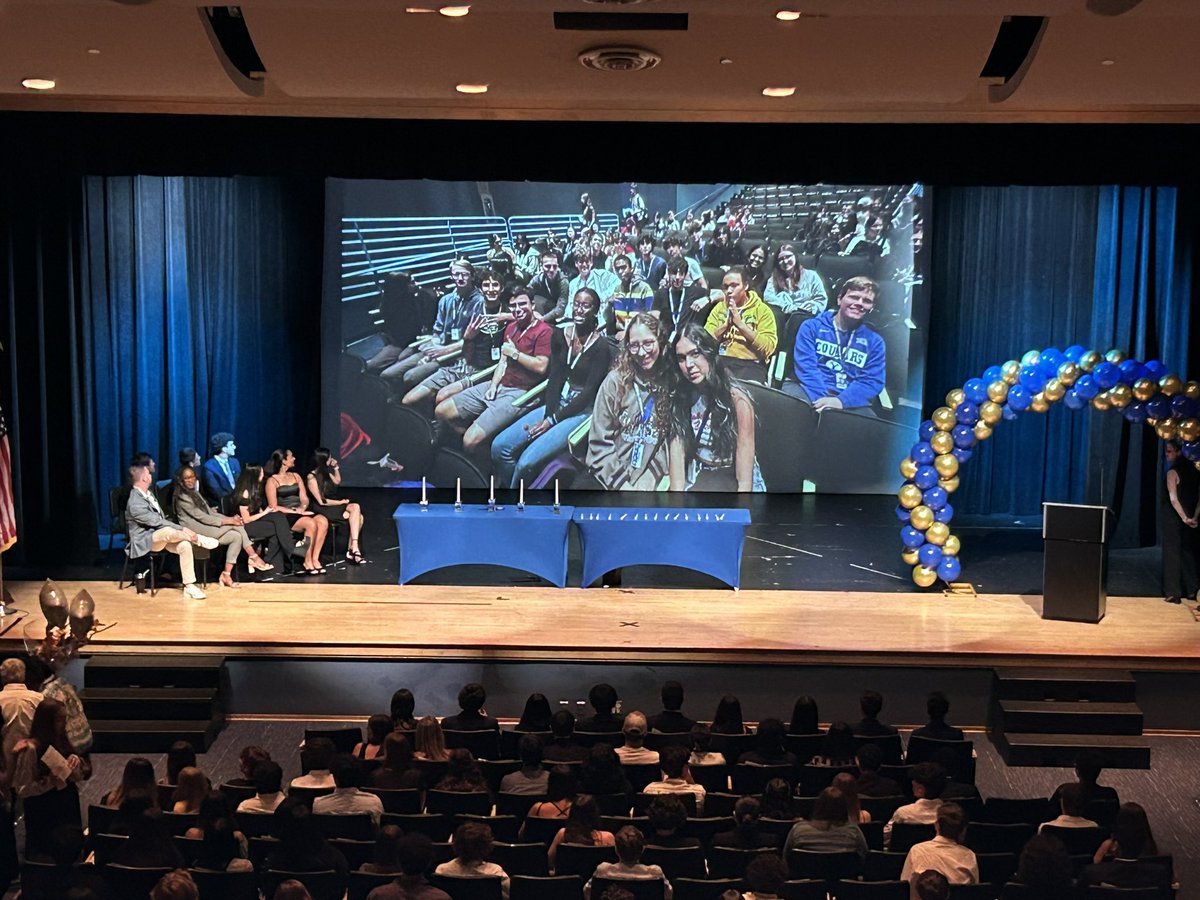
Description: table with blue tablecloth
xmin=392 ymin=504 xmax=574 ymax=587
xmin=572 ymin=507 xmax=751 ymax=589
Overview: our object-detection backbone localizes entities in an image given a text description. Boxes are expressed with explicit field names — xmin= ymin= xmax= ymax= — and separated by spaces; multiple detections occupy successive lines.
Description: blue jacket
xmin=793 ymin=310 xmax=886 ymax=409
xmin=201 ymin=455 xmax=241 ymax=502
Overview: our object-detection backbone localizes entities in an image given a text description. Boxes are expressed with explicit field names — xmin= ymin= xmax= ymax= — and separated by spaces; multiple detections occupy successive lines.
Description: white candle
xmin=519 ymin=479 xmax=525 ymax=506
xmin=555 ymin=480 xmax=560 ymax=506
xmin=489 ymin=475 xmax=495 ymax=503
xmin=421 ymin=477 xmax=427 ymax=504
xmin=456 ymin=477 xmax=461 ymax=505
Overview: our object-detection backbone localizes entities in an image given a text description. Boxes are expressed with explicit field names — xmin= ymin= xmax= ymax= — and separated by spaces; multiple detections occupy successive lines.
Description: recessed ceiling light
xmin=762 ymin=86 xmax=795 ymax=98
xmin=776 ymin=10 xmax=802 ymax=20
xmin=87 ymin=48 xmax=101 ymax=55
xmin=405 ymin=6 xmax=435 ymax=11
xmin=720 ymin=57 xmax=733 ymax=65
xmin=21 ymin=78 xmax=55 ymax=91
xmin=455 ymin=83 xmax=488 ymax=94
xmin=439 ymin=5 xmax=470 ymax=16
xmin=1100 ymin=58 xmax=1115 ymax=66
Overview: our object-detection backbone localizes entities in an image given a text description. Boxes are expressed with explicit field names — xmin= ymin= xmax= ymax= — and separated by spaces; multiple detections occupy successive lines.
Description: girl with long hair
xmin=232 ymin=464 xmax=295 ymax=572
xmin=305 ymin=446 xmax=367 ymax=565
xmin=548 ymin=794 xmax=615 ymax=869
xmin=668 ymin=321 xmax=761 ymax=492
xmin=710 ymin=694 xmax=747 ymax=735
xmin=12 ymin=698 xmax=91 ymax=855
xmin=264 ymin=448 xmax=328 ymax=576
xmin=413 ymin=715 xmax=449 ymax=762
xmin=373 ymin=732 xmax=422 ymax=789
xmin=764 ymin=242 xmax=828 ymax=316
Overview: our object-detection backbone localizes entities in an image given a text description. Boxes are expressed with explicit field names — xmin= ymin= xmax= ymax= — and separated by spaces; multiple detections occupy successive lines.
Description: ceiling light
xmin=776 ymin=10 xmax=802 ymax=20
xmin=1100 ymin=58 xmax=1115 ymax=65
xmin=455 ymin=83 xmax=488 ymax=94
xmin=720 ymin=58 xmax=733 ymax=65
xmin=21 ymin=78 xmax=55 ymax=91
xmin=87 ymin=48 xmax=100 ymax=55
xmin=405 ymin=6 xmax=435 ymax=11
xmin=439 ymin=5 xmax=470 ymax=15
xmin=762 ymin=86 xmax=795 ymax=98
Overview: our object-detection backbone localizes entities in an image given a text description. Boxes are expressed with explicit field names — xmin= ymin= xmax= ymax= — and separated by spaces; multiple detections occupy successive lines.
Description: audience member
xmin=525 ymin=765 xmax=576 ymax=825
xmin=441 ymin=683 xmax=500 ymax=732
xmin=391 ymin=688 xmax=418 ymax=732
xmin=360 ymin=824 xmax=404 ymax=875
xmin=783 ymin=786 xmax=868 ymax=860
xmin=1051 ymin=749 xmax=1120 ymax=810
xmin=372 ymin=732 xmax=422 ymax=790
xmin=193 ymin=816 xmax=253 ymax=872
xmin=101 ymin=756 xmax=158 ymax=808
xmin=414 ymin=716 xmax=450 ymax=762
xmin=854 ymin=689 xmax=899 ymax=736
xmin=703 ymin=266 xmax=778 ymax=382
xmin=811 ymin=722 xmax=857 ymax=768
xmin=647 ymin=795 xmax=701 ymax=848
xmin=184 ymin=794 xmax=247 ymax=849
xmin=759 ymin=778 xmax=795 ymax=821
xmin=647 ymin=680 xmax=696 ymax=734
xmin=885 ymin=763 xmax=947 ymax=847
xmin=544 ymin=709 xmax=589 ymax=763
xmin=1038 ymin=781 xmax=1099 ymax=833
xmin=1002 ymin=832 xmax=1073 ymax=900
xmin=436 ymin=748 xmax=491 ymax=794
xmin=661 ymin=230 xmax=705 ymax=289
xmin=833 ymin=772 xmax=871 ymax=824
xmin=151 ymin=869 xmax=200 ymax=900
xmin=501 ymin=734 xmax=550 ymax=795
xmin=201 ymin=432 xmax=242 ymax=503
xmin=265 ymin=799 xmax=350 ymax=883
xmin=1085 ymin=803 xmax=1168 ymax=891
xmin=291 ymin=736 xmax=337 ymax=789
xmin=738 ymin=717 xmax=797 ymax=768
xmin=742 ymin=853 xmax=789 ymax=900
xmin=435 ymin=821 xmax=511 ymax=899
xmin=237 ymin=760 xmax=286 ymax=815
xmin=163 ymin=741 xmax=197 ymax=786
xmin=354 ymin=714 xmax=393 ymax=761
xmin=314 ymin=754 xmax=384 ymax=826
xmin=576 ymin=683 xmax=623 ymax=733
xmin=585 ymin=825 xmax=673 ymax=900
xmin=788 ymin=695 xmax=820 ymax=735
xmin=652 ymin=257 xmax=707 ymax=334
xmin=227 ymin=745 xmax=271 ymax=788
xmin=12 ymin=697 xmax=90 ymax=857
xmin=911 ymin=692 xmax=964 ymax=741
xmin=856 ymin=743 xmax=902 ymax=796
xmin=548 ymin=793 xmax=616 ymax=869
xmin=171 ymin=766 xmax=210 ymax=814
xmin=713 ymin=796 xmax=780 ymax=849
xmin=632 ymin=233 xmax=667 ymax=291
xmin=688 ymin=723 xmax=725 ymax=767
xmin=900 ymin=803 xmax=979 ymax=898
xmin=515 ymin=693 xmax=554 ymax=733
xmin=644 ymin=745 xmax=706 ymax=813
xmin=763 ymin=243 xmax=827 ymax=316
xmin=381 ymin=259 xmax=484 ymax=387
xmin=912 ymin=870 xmax=950 ymax=900
xmin=608 ymin=255 xmax=656 ymax=338
xmin=580 ymin=745 xmax=633 ymax=800
xmin=614 ymin=711 xmax=659 ymax=765
xmin=23 ymin=654 xmax=92 ymax=754
xmin=710 ymin=694 xmax=747 ymax=735
xmin=364 ymin=271 xmax=439 ymax=373
xmin=367 ymin=832 xmax=451 ymax=899
xmin=273 ymin=880 xmax=315 ymax=900
xmin=528 ymin=250 xmax=571 ymax=319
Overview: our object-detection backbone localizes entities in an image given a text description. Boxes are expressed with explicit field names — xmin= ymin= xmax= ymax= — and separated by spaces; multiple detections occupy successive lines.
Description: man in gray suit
xmin=125 ymin=463 xmax=215 ymax=599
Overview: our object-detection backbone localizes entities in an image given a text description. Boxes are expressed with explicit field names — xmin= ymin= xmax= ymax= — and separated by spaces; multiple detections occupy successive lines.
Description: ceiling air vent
xmin=578 ymin=45 xmax=662 ymax=72
xmin=1086 ymin=0 xmax=1145 ymax=14
xmin=580 ymin=0 xmax=657 ymax=5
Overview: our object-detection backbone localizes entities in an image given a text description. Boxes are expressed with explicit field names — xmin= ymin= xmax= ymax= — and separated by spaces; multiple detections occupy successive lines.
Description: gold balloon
xmin=1044 ymin=378 xmax=1065 ymax=402
xmin=979 ymin=401 xmax=1002 ymax=425
xmin=1194 ymin=461 xmax=1200 ymax=472
xmin=1178 ymin=418 xmax=1200 ymax=443
xmin=1185 ymin=381 xmax=1200 ymax=401
xmin=987 ymin=380 xmax=1009 ymax=403
xmin=943 ymin=535 xmax=961 ymax=557
xmin=1092 ymin=393 xmax=1112 ymax=411
xmin=1057 ymin=361 xmax=1079 ymax=386
xmin=1108 ymin=383 xmax=1131 ymax=408
xmin=974 ymin=422 xmax=993 ymax=442
xmin=1160 ymin=374 xmax=1183 ymax=397
xmin=934 ymin=453 xmax=960 ymax=479
xmin=1021 ymin=350 xmax=1041 ymax=367
xmin=900 ymin=457 xmax=918 ymax=479
xmin=945 ymin=388 xmax=965 ymax=408
xmin=1105 ymin=349 xmax=1126 ymax=364
xmin=899 ymin=483 xmax=923 ymax=509
xmin=1155 ymin=419 xmax=1177 ymax=441
xmin=1146 ymin=417 xmax=1158 ymax=427
xmin=1001 ymin=361 xmax=1021 ymax=385
xmin=910 ymin=506 xmax=935 ymax=530
xmin=913 ymin=566 xmax=938 ymax=588
xmin=901 ymin=548 xmax=920 ymax=566
xmin=1079 ymin=350 xmax=1101 ymax=372
xmin=932 ymin=407 xmax=956 ymax=431
xmin=930 ymin=431 xmax=954 ymax=456
xmin=940 ymin=476 xmax=960 ymax=493
xmin=926 ymin=522 xmax=950 ymax=546
xmin=1132 ymin=378 xmax=1157 ymax=401
xmin=1031 ymin=393 xmax=1050 ymax=413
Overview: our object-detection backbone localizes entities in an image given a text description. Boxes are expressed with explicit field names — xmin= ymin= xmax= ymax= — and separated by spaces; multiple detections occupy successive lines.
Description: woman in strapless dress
xmin=264 ymin=447 xmax=328 ymax=575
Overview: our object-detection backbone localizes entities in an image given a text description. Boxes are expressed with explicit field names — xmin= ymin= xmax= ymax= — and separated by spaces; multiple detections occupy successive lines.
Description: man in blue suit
xmin=201 ymin=432 xmax=241 ymax=504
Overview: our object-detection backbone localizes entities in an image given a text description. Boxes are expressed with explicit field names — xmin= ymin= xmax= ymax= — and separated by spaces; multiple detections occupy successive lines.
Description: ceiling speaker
xmin=578 ymin=45 xmax=662 ymax=72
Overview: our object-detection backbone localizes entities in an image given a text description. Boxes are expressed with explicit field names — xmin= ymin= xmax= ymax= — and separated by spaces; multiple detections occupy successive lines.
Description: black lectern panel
xmin=1042 ymin=503 xmax=1109 ymax=624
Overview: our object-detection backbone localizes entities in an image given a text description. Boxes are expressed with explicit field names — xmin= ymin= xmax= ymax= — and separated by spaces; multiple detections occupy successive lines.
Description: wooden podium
xmin=1042 ymin=502 xmax=1110 ymax=624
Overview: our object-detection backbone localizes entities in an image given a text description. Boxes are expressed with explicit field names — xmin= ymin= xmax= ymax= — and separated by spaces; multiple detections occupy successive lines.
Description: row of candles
xmin=420 ymin=477 xmax=559 ymax=510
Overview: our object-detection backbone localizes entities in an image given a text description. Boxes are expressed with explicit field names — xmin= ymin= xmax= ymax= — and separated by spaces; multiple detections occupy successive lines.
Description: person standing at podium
xmin=1161 ymin=440 xmax=1199 ymax=604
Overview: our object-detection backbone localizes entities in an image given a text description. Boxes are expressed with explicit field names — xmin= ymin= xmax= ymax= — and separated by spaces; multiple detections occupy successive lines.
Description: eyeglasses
xmin=629 ymin=340 xmax=659 ymax=355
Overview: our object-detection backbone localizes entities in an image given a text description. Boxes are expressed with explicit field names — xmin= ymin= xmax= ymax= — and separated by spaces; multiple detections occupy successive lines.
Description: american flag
xmin=0 ymin=403 xmax=14 ymax=552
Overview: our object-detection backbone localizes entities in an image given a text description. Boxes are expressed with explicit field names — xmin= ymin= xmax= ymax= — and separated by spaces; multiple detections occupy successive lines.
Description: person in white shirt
xmin=885 ymin=762 xmax=946 ymax=848
xmin=435 ymin=821 xmax=510 ymax=899
xmin=585 ymin=825 xmax=672 ymax=900
xmin=643 ymin=744 xmax=705 ymax=814
xmin=236 ymin=760 xmax=287 ymax=815
xmin=313 ymin=754 xmax=384 ymax=827
xmin=613 ymin=712 xmax=659 ymax=766
xmin=900 ymin=803 xmax=979 ymax=899
xmin=1038 ymin=782 xmax=1100 ymax=833
xmin=564 ymin=252 xmax=620 ymax=325
xmin=290 ymin=736 xmax=337 ymax=790
xmin=0 ymin=658 xmax=44 ymax=769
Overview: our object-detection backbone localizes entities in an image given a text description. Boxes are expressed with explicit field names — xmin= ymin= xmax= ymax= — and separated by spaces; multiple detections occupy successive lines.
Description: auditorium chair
xmin=236 ymin=812 xmax=276 ymax=839
xmin=702 ymin=792 xmax=739 ymax=818
xmin=860 ymin=820 xmax=885 ymax=851
xmin=682 ymin=815 xmax=728 ymax=848
xmin=757 ymin=818 xmax=796 ymax=843
xmin=103 ymin=865 xmax=174 ymax=896
xmin=431 ymin=446 xmax=489 ymax=489
xmin=975 ymin=852 xmax=1018 ymax=886
xmin=574 ymin=730 xmax=624 ymax=748
xmin=304 ymin=726 xmax=363 ymax=754
xmin=673 ymin=877 xmax=745 ymax=900
xmin=328 ymin=837 xmax=374 ymax=870
xmin=173 ymin=834 xmax=202 ymax=865
xmin=555 ymin=842 xmax=619 ymax=879
xmin=859 ymin=796 xmax=906 ymax=823
xmin=797 ymin=764 xmax=857 ymax=796
xmin=979 ymin=797 xmax=1053 ymax=825
xmin=363 ymin=786 xmax=422 ymax=814
xmin=643 ymin=844 xmax=707 ymax=880
xmin=312 ymin=812 xmax=375 ymax=841
xmin=783 ymin=733 xmax=824 ymax=765
xmin=835 ymin=879 xmax=910 ymax=900
xmin=431 ymin=874 xmax=506 ymax=900
xmin=852 ymin=734 xmax=904 ymax=766
xmin=444 ymin=728 xmax=502 ymax=761
xmin=426 ymin=789 xmax=493 ymax=817
xmin=905 ymin=736 xmax=976 ymax=783
xmin=600 ymin=815 xmax=650 ymax=840
xmin=814 ymin=252 xmax=878 ymax=296
xmin=349 ymin=869 xmax=396 ymax=900
xmin=863 ymin=850 xmax=907 ymax=881
xmin=383 ymin=811 xmax=452 ymax=841
xmin=731 ymin=763 xmax=796 ymax=795
xmin=634 ymin=791 xmax=697 ymax=817
xmin=263 ymin=869 xmax=345 ymax=900
xmin=779 ymin=878 xmax=837 ymax=900
xmin=455 ymin=813 xmax=520 ymax=843
xmin=589 ymin=877 xmax=665 ymax=900
xmin=521 ymin=814 xmax=566 ymax=846
xmin=644 ymin=731 xmax=692 ymax=751
xmin=623 ymin=762 xmax=664 ymax=793
xmin=384 ymin=403 xmax=437 ymax=478
xmin=709 ymin=732 xmax=756 ymax=762
xmin=888 ymin=822 xmax=935 ymax=853
xmin=497 ymin=791 xmax=542 ymax=819
xmin=738 ymin=383 xmax=815 ymax=491
xmin=963 ymin=822 xmax=1036 ymax=856
xmin=806 ymin=411 xmax=918 ymax=494
xmin=509 ymin=874 xmax=583 ymax=900
xmin=492 ymin=841 xmax=550 ymax=877
xmin=188 ymin=867 xmax=259 ymax=900
xmin=1040 ymin=824 xmax=1109 ymax=856
xmin=791 ymin=795 xmax=817 ymax=820
xmin=708 ymin=845 xmax=776 ymax=879
xmin=688 ymin=763 xmax=729 ymax=794
xmin=787 ymin=848 xmax=863 ymax=883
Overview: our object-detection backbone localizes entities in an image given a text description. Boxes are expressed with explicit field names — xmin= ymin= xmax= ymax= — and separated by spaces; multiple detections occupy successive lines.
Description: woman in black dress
xmin=232 ymin=464 xmax=296 ymax=572
xmin=265 ymin=448 xmax=328 ymax=575
xmin=1162 ymin=439 xmax=1199 ymax=603
xmin=13 ymin=698 xmax=91 ymax=857
xmin=306 ymin=447 xmax=367 ymax=565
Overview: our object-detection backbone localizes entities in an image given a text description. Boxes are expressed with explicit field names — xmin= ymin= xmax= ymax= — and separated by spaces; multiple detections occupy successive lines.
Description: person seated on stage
xmin=402 ymin=267 xmax=510 ymax=417
xmin=364 ymin=271 xmax=440 ymax=373
xmin=1083 ymin=802 xmax=1174 ymax=891
xmin=528 ymin=250 xmax=571 ymax=320
xmin=313 ymin=755 xmax=384 ymax=826
xmin=264 ymin=448 xmax=329 ymax=577
xmin=500 ymin=734 xmax=550 ymax=796
xmin=1050 ymin=749 xmax=1120 ymax=813
xmin=608 ymin=254 xmax=655 ymax=339
xmin=436 ymin=748 xmax=491 ymax=795
xmin=811 ymin=721 xmax=857 ymax=768
xmin=911 ymin=692 xmax=964 ymax=742
xmin=785 ymin=276 xmax=886 ymax=412
xmin=584 ymin=825 xmax=672 ymax=900
xmin=291 ymin=737 xmax=337 ymax=790
xmin=884 ymin=762 xmax=947 ymax=847
xmin=742 ymin=853 xmax=789 ymax=900
xmin=237 ymin=760 xmax=286 ymax=815
xmin=687 ymin=723 xmax=725 ymax=767
xmin=1039 ymin=782 xmax=1100 ymax=833
xmin=652 ymin=257 xmax=709 ymax=334
xmin=435 ymin=821 xmax=510 ymax=899
xmin=547 ymin=793 xmax=616 ymax=870
xmin=414 ymin=715 xmax=450 ymax=762
xmin=435 ymin=285 xmax=553 ymax=456
xmin=441 ymin=683 xmax=500 ymax=732
xmin=178 ymin=446 xmax=202 ymax=470
xmin=855 ymin=689 xmax=900 ymax=737
xmin=491 ymin=287 xmax=612 ymax=490
xmin=201 ymin=432 xmax=242 ymax=503
xmin=614 ymin=712 xmax=659 ymax=765
xmin=305 ymin=447 xmax=367 ymax=566
xmin=372 ymin=732 xmax=422 ymax=790
xmin=232 ymin=465 xmax=295 ymax=574
xmin=710 ymin=694 xmax=748 ymax=735
xmin=576 ymin=683 xmax=624 ymax=734
xmin=353 ymin=715 xmax=392 ymax=762
xmin=579 ymin=745 xmax=633 ymax=801
xmin=763 ymin=242 xmax=827 ymax=317
xmin=173 ymin=466 xmax=274 ymax=589
xmin=703 ymin=266 xmax=778 ymax=383
xmin=900 ymin=803 xmax=979 ymax=898
xmin=713 ymin=796 xmax=780 ymax=849
xmin=381 ymin=259 xmax=485 ymax=389
xmin=648 ymin=681 xmax=696 ymax=735
xmin=391 ymin=688 xmax=418 ymax=733
xmin=738 ymin=717 xmax=798 ymax=769
xmin=125 ymin=462 xmax=217 ymax=600
xmin=115 ymin=450 xmax=156 ymax=518
xmin=643 ymin=745 xmax=705 ymax=815
xmin=789 ymin=695 xmax=820 ymax=735
xmin=544 ymin=710 xmax=589 ymax=763
xmin=783 ymin=786 xmax=868 ymax=861
xmin=855 ymin=743 xmax=902 ymax=797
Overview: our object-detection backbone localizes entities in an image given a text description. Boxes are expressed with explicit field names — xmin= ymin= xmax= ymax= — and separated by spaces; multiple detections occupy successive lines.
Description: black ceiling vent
xmin=980 ymin=15 xmax=1048 ymax=103
xmin=1086 ymin=0 xmax=1145 ymax=14
xmin=554 ymin=11 xmax=687 ymax=30
xmin=199 ymin=6 xmax=266 ymax=96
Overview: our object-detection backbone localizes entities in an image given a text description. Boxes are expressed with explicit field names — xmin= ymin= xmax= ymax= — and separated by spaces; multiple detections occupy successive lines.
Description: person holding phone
xmin=306 ymin=447 xmax=367 ymax=566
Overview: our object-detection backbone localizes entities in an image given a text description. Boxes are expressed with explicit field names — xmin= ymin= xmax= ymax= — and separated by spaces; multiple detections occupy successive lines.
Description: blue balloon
xmin=952 ymin=424 xmax=976 ymax=449
xmin=983 ymin=365 xmax=1004 ymax=384
xmin=1019 ymin=365 xmax=1047 ymax=393
xmin=923 ymin=486 xmax=948 ymax=511
xmin=937 ymin=556 xmax=962 ymax=582
xmin=1074 ymin=374 xmax=1099 ymax=401
xmin=1093 ymin=361 xmax=1121 ymax=390
xmin=914 ymin=466 xmax=939 ymax=490
xmin=963 ymin=378 xmax=988 ymax=405
xmin=1183 ymin=441 xmax=1200 ymax=462
xmin=1124 ymin=401 xmax=1148 ymax=424
xmin=1118 ymin=359 xmax=1144 ymax=385
xmin=1002 ymin=405 xmax=1019 ymax=421
xmin=1144 ymin=359 xmax=1168 ymax=380
xmin=1008 ymin=384 xmax=1032 ymax=412
xmin=1064 ymin=345 xmax=1086 ymax=363
xmin=911 ymin=442 xmax=936 ymax=465
xmin=918 ymin=543 xmax=943 ymax=569
xmin=1063 ymin=389 xmax=1085 ymax=411
xmin=901 ymin=525 xmax=925 ymax=549
xmin=935 ymin=503 xmax=954 ymax=524
xmin=955 ymin=401 xmax=979 ymax=426
xmin=918 ymin=420 xmax=937 ymax=442
xmin=1147 ymin=395 xmax=1171 ymax=420
xmin=1038 ymin=349 xmax=1064 ymax=379
xmin=1170 ymin=395 xmax=1197 ymax=419
xmin=952 ymin=447 xmax=973 ymax=463
xmin=895 ymin=505 xmax=914 ymax=522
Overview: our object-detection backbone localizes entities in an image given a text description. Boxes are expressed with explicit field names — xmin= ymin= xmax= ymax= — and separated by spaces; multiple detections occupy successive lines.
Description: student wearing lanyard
xmin=652 ymin=258 xmax=709 ymax=334
xmin=633 ymin=232 xmax=667 ymax=290
xmin=703 ymin=266 xmax=778 ymax=384
xmin=585 ymin=312 xmax=672 ymax=491
xmin=786 ymin=275 xmax=886 ymax=414
xmin=490 ymin=288 xmax=613 ymax=488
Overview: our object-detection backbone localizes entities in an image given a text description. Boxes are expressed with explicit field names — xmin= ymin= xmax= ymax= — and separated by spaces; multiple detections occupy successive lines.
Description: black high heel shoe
xmin=346 ymin=548 xmax=368 ymax=565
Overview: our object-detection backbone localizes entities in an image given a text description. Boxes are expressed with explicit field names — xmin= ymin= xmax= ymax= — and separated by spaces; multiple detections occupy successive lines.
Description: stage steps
xmin=988 ymin=668 xmax=1150 ymax=769
xmin=82 ymin=654 xmax=227 ymax=753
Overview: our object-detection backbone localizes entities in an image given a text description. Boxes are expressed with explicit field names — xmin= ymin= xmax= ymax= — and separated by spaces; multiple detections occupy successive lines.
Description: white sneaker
xmin=183 ymin=583 xmax=207 ymax=600
xmin=194 ymin=535 xmax=220 ymax=550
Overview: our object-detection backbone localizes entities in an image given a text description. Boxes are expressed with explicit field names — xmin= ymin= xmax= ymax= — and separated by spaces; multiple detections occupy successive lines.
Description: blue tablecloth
xmin=573 ymin=507 xmax=751 ymax=589
xmin=393 ymin=504 xmax=574 ymax=587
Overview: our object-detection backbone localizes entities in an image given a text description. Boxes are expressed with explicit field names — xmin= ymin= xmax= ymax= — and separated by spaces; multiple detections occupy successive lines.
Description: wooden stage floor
xmin=3 ymin=579 xmax=1197 ymax=670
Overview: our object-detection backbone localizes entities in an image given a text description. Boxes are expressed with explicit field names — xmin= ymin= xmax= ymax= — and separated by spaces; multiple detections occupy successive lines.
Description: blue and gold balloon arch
xmin=896 ymin=346 xmax=1200 ymax=587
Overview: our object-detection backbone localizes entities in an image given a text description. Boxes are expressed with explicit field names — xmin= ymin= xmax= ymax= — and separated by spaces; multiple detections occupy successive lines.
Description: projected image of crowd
xmin=338 ymin=184 xmax=924 ymax=493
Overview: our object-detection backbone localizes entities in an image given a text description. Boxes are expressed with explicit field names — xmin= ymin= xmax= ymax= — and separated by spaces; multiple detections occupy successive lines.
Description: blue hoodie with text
xmin=792 ymin=310 xmax=886 ymax=409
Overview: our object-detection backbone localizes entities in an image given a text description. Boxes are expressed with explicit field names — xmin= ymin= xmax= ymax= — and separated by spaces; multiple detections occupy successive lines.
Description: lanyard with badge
xmin=629 ymin=383 xmax=655 ymax=471
xmin=562 ymin=328 xmax=598 ymax=402
xmin=832 ymin=324 xmax=854 ymax=390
